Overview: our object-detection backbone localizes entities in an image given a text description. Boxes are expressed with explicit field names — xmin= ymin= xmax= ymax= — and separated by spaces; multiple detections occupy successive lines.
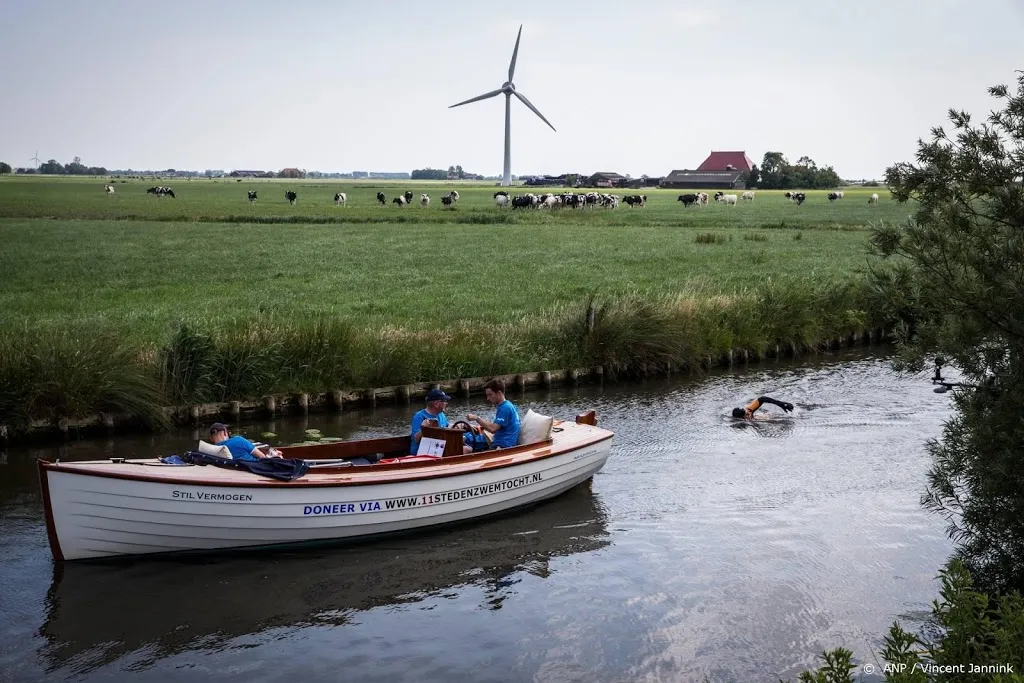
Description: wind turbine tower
xmin=30 ymin=150 xmax=41 ymax=169
xmin=449 ymin=25 xmax=555 ymax=187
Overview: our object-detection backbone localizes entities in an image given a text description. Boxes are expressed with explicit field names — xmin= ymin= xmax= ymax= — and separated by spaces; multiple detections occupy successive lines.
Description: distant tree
xmin=38 ymin=159 xmax=64 ymax=174
xmin=0 ymin=162 xmax=11 ymax=175
xmin=745 ymin=164 xmax=760 ymax=188
xmin=456 ymin=164 xmax=464 ymax=179
xmin=447 ymin=165 xmax=456 ymax=175
xmin=795 ymin=155 xmax=816 ymax=170
xmin=411 ymin=167 xmax=447 ymax=180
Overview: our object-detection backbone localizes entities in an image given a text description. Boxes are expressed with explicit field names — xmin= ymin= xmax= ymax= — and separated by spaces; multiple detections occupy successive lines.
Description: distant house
xmin=229 ymin=170 xmax=262 ymax=178
xmin=588 ymin=171 xmax=625 ymax=188
xmin=660 ymin=170 xmax=747 ymax=190
xmin=696 ymin=151 xmax=756 ymax=173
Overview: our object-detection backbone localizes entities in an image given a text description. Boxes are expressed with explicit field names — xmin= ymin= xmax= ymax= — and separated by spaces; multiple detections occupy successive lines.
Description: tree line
xmin=745 ymin=152 xmax=842 ymax=190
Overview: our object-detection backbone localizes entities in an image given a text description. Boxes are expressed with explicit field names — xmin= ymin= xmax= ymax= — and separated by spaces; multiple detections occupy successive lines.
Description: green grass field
xmin=0 ymin=176 xmax=901 ymax=339
xmin=0 ymin=176 xmax=902 ymax=427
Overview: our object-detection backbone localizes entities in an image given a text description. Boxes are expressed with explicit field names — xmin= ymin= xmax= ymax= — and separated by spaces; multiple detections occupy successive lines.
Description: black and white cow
xmin=441 ymin=194 xmax=453 ymax=208
xmin=623 ymin=194 xmax=647 ymax=208
xmin=392 ymin=196 xmax=406 ymax=207
xmin=146 ymin=186 xmax=175 ymax=198
xmin=377 ymin=191 xmax=386 ymax=206
xmin=791 ymin=192 xmax=807 ymax=205
xmin=404 ymin=190 xmax=413 ymax=205
xmin=247 ymin=190 xmax=258 ymax=203
xmin=334 ymin=192 xmax=347 ymax=206
xmin=827 ymin=191 xmax=840 ymax=202
xmin=677 ymin=193 xmax=699 ymax=206
xmin=104 ymin=184 xmax=115 ymax=194
xmin=285 ymin=190 xmax=297 ymax=205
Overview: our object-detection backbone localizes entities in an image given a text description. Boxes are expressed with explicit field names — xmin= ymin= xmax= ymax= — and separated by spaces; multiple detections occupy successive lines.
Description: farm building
xmin=229 ymin=170 xmax=262 ymax=178
xmin=696 ymin=151 xmax=756 ymax=172
xmin=660 ymin=170 xmax=747 ymax=190
xmin=587 ymin=172 xmax=625 ymax=188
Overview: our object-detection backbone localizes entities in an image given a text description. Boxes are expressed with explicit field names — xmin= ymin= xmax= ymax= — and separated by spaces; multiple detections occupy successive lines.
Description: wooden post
xmin=539 ymin=371 xmax=551 ymax=388
xmin=189 ymin=405 xmax=200 ymax=422
xmin=58 ymin=417 xmax=69 ymax=438
xmin=263 ymin=396 xmax=276 ymax=417
xmin=229 ymin=401 xmax=241 ymax=420
xmin=566 ymin=368 xmax=579 ymax=385
xmin=329 ymin=390 xmax=344 ymax=412
xmin=593 ymin=365 xmax=605 ymax=382
xmin=1 ymin=425 xmax=9 ymax=444
xmin=101 ymin=413 xmax=115 ymax=434
xmin=515 ymin=374 xmax=527 ymax=392
xmin=457 ymin=379 xmax=470 ymax=397
xmin=296 ymin=393 xmax=309 ymax=414
xmin=365 ymin=389 xmax=377 ymax=409
xmin=395 ymin=385 xmax=410 ymax=403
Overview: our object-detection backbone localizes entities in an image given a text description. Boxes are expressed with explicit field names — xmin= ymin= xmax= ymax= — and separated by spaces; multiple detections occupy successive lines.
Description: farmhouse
xmin=587 ymin=171 xmax=625 ymax=188
xmin=697 ymin=151 xmax=756 ymax=172
xmin=661 ymin=170 xmax=747 ymax=190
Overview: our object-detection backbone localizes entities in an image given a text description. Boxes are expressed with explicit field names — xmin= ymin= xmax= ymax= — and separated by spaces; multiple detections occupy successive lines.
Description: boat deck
xmin=41 ymin=420 xmax=613 ymax=487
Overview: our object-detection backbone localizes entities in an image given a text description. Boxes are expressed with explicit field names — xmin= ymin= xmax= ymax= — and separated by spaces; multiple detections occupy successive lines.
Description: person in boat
xmin=208 ymin=423 xmax=280 ymax=460
xmin=462 ymin=378 xmax=521 ymax=453
xmin=731 ymin=396 xmax=794 ymax=420
xmin=409 ymin=388 xmax=453 ymax=454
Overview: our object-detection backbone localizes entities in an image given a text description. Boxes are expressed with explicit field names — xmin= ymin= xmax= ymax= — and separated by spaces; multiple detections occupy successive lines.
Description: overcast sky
xmin=1 ymin=0 xmax=1020 ymax=179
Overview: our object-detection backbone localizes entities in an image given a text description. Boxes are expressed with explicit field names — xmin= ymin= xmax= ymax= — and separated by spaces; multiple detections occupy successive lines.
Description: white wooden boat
xmin=38 ymin=410 xmax=614 ymax=561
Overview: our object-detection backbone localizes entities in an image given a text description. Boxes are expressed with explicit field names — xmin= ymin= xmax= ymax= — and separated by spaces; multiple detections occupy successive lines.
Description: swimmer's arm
xmin=756 ymin=396 xmax=794 ymax=412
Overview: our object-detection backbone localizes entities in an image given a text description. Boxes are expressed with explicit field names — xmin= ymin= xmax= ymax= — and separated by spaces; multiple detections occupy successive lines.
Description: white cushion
xmin=518 ymin=409 xmax=554 ymax=445
xmin=198 ymin=440 xmax=232 ymax=458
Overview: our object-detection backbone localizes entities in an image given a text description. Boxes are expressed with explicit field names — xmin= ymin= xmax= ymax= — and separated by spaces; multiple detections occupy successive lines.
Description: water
xmin=0 ymin=350 xmax=955 ymax=682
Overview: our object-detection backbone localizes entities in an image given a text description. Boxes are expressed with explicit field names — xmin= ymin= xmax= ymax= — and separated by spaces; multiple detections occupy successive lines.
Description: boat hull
xmin=41 ymin=429 xmax=612 ymax=561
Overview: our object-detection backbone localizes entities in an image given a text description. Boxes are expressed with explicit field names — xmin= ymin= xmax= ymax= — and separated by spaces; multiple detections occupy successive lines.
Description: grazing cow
xmin=828 ymin=191 xmax=840 ymax=202
xmin=146 ymin=186 xmax=175 ymax=198
xmin=677 ymin=193 xmax=699 ymax=207
xmin=376 ymin=192 xmax=386 ymax=206
xmin=404 ymin=190 xmax=413 ymax=205
xmin=741 ymin=191 xmax=755 ymax=201
xmin=441 ymin=194 xmax=453 ymax=208
xmin=285 ymin=190 xmax=297 ymax=205
xmin=868 ymin=193 xmax=879 ymax=206
xmin=392 ymin=196 xmax=406 ymax=207
xmin=449 ymin=190 xmax=460 ymax=204
xmin=835 ymin=190 xmax=845 ymax=200
xmin=420 ymin=194 xmax=430 ymax=208
xmin=715 ymin=193 xmax=738 ymax=205
xmin=623 ymin=194 xmax=647 ymax=208
xmin=334 ymin=192 xmax=347 ymax=206
xmin=494 ymin=193 xmax=509 ymax=207
xmin=494 ymin=191 xmax=509 ymax=198
xmin=791 ymin=192 xmax=807 ymax=205
xmin=104 ymin=184 xmax=115 ymax=194
xmin=247 ymin=190 xmax=258 ymax=203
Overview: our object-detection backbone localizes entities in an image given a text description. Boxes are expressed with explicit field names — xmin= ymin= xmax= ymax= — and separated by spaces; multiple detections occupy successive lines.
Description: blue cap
xmin=426 ymin=389 xmax=452 ymax=402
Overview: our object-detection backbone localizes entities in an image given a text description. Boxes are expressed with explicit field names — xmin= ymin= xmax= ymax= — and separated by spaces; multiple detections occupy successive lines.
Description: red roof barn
xmin=696 ymin=151 xmax=756 ymax=172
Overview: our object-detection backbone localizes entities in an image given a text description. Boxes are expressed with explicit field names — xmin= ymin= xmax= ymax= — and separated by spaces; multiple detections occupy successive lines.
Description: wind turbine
xmin=29 ymin=150 xmax=41 ymax=169
xmin=449 ymin=24 xmax=555 ymax=187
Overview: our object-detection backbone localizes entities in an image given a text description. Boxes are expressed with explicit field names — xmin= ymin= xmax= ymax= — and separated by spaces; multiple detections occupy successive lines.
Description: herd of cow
xmin=122 ymin=185 xmax=882 ymax=208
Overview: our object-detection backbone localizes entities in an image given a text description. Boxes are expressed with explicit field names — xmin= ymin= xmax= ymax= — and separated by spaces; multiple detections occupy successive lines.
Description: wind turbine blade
xmin=449 ymin=88 xmax=503 ymax=108
xmin=508 ymin=24 xmax=522 ymax=82
xmin=513 ymin=91 xmax=556 ymax=132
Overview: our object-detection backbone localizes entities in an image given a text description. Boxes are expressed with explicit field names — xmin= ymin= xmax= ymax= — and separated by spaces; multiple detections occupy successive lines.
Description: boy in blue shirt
xmin=409 ymin=388 xmax=452 ymax=454
xmin=464 ymin=378 xmax=521 ymax=452
xmin=209 ymin=423 xmax=276 ymax=461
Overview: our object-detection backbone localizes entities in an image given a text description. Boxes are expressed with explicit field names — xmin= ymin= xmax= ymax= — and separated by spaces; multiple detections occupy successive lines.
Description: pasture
xmin=0 ymin=176 xmax=902 ymax=341
xmin=0 ymin=176 xmax=905 ymax=428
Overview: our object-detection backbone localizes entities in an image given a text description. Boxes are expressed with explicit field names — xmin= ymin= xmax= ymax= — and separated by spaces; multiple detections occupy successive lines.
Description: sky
xmin=1 ymin=0 xmax=1021 ymax=180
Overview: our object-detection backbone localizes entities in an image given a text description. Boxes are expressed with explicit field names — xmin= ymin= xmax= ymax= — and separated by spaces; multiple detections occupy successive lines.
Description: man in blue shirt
xmin=209 ymin=423 xmax=275 ymax=461
xmin=464 ymin=378 xmax=521 ymax=452
xmin=409 ymin=388 xmax=452 ymax=454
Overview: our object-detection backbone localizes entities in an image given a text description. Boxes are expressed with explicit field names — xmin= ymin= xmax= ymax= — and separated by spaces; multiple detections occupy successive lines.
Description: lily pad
xmin=260 ymin=432 xmax=277 ymax=439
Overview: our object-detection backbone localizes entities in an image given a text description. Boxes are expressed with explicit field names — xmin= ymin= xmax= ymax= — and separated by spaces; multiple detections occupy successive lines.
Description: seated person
xmin=410 ymin=388 xmax=452 ymax=454
xmin=731 ymin=396 xmax=794 ymax=420
xmin=208 ymin=423 xmax=279 ymax=460
xmin=462 ymin=378 xmax=521 ymax=453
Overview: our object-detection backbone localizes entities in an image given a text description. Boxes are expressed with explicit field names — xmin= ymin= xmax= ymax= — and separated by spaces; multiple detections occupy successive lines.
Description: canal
xmin=0 ymin=349 xmax=954 ymax=682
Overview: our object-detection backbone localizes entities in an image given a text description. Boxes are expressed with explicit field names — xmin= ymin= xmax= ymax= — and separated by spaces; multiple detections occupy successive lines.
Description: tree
xmin=38 ymin=159 xmax=64 ymax=174
xmin=871 ymin=71 xmax=1024 ymax=593
xmin=456 ymin=164 xmax=464 ymax=179
xmin=745 ymin=164 xmax=760 ymax=188
xmin=0 ymin=162 xmax=11 ymax=175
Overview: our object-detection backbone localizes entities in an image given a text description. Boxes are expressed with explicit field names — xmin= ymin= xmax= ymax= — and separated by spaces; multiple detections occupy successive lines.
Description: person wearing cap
xmin=409 ymin=388 xmax=452 ymax=454
xmin=731 ymin=396 xmax=794 ymax=420
xmin=208 ymin=423 xmax=275 ymax=461
xmin=464 ymin=378 xmax=521 ymax=452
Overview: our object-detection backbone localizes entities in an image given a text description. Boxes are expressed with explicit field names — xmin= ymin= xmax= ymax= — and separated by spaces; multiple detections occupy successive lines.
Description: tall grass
xmin=0 ymin=281 xmax=893 ymax=433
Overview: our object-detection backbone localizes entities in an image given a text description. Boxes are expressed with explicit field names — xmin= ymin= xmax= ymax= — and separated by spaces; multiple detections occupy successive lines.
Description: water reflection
xmin=37 ymin=483 xmax=609 ymax=677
